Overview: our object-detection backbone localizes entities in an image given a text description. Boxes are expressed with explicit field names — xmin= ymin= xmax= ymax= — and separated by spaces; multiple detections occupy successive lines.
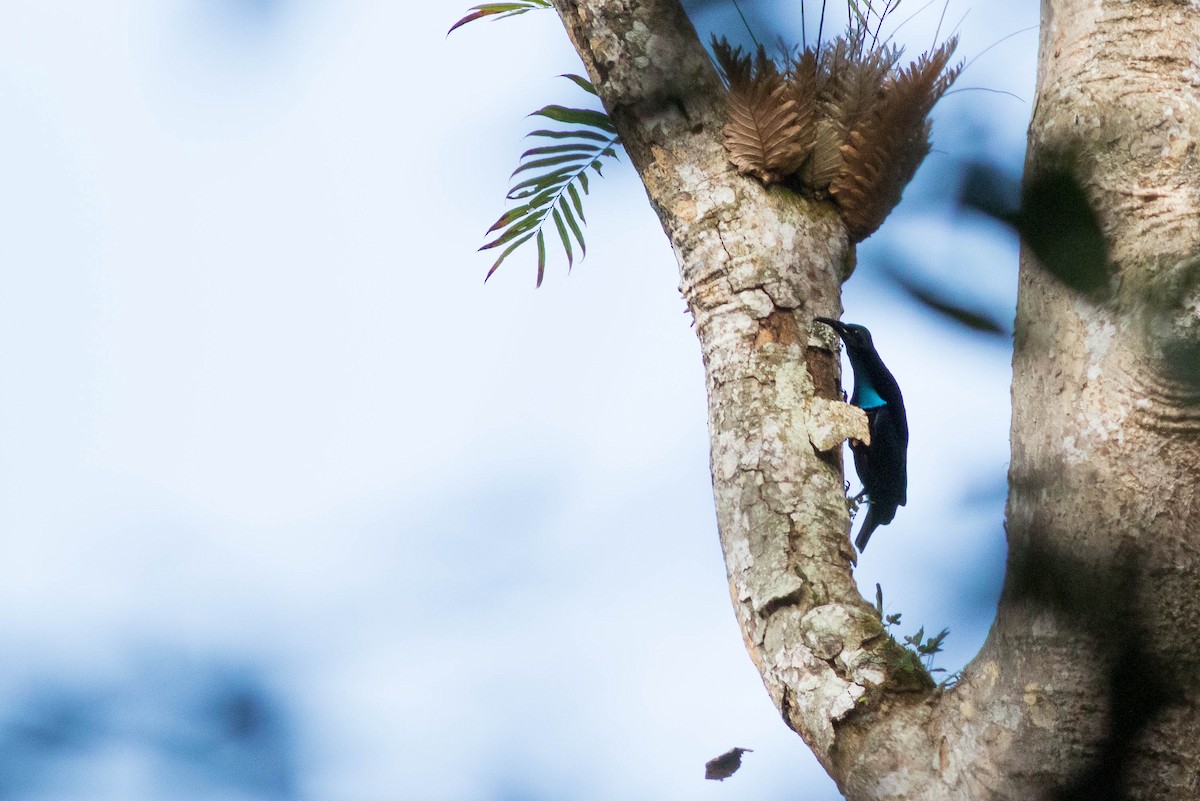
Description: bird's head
xmin=813 ymin=317 xmax=875 ymax=353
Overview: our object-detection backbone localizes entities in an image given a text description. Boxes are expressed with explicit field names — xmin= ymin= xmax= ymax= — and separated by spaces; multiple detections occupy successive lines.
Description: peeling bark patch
xmin=759 ymin=581 xmax=807 ymax=617
xmin=738 ymin=288 xmax=775 ymax=318
xmin=800 ymin=606 xmax=855 ymax=661
xmin=938 ymin=736 xmax=950 ymax=772
xmin=807 ymin=632 xmax=847 ymax=663
xmin=809 ymin=398 xmax=871 ymax=452
xmin=754 ymin=309 xmax=802 ymax=348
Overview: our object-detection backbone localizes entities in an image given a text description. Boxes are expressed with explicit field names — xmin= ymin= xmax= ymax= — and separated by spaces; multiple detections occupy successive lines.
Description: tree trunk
xmin=993 ymin=0 xmax=1200 ymax=797
xmin=550 ymin=0 xmax=1200 ymax=798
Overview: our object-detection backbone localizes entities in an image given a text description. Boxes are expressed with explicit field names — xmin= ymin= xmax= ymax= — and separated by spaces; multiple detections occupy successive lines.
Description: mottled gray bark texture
xmin=549 ymin=0 xmax=1200 ymax=798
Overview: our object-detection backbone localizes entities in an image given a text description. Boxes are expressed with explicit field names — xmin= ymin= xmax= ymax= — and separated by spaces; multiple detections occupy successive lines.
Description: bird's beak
xmin=813 ymin=316 xmax=846 ymax=336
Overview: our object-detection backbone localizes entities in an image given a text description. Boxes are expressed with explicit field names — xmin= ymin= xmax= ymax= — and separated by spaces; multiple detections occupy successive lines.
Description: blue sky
xmin=0 ymin=1 xmax=1035 ymax=799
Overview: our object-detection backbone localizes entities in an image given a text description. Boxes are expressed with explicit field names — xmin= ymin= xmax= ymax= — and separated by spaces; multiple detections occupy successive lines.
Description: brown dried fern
xmin=824 ymin=33 xmax=900 ymax=137
xmin=712 ymin=25 xmax=961 ymax=240
xmin=805 ymin=119 xmax=847 ymax=190
xmin=785 ymin=47 xmax=820 ymax=178
xmin=830 ymin=37 xmax=961 ymax=241
xmin=796 ymin=34 xmax=898 ymax=191
xmin=714 ymin=38 xmax=809 ymax=185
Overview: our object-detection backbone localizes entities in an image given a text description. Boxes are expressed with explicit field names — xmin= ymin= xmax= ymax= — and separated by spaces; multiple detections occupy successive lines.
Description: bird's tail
xmin=855 ymin=502 xmax=896 ymax=552
xmin=855 ymin=508 xmax=880 ymax=552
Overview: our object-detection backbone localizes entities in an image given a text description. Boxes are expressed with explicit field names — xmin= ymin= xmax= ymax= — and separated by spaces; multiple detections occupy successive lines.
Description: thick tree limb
xmin=995 ymin=1 xmax=1200 ymax=797
xmin=548 ymin=0 xmax=949 ymax=791
xmin=549 ymin=1 xmax=1200 ymax=799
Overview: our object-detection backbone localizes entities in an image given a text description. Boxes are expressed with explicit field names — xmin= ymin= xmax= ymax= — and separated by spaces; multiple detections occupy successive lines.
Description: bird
xmin=813 ymin=318 xmax=908 ymax=551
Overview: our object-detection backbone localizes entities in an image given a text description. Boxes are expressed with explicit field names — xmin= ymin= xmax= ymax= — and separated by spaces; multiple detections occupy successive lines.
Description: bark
xmin=995 ymin=0 xmax=1200 ymax=796
xmin=547 ymin=0 xmax=1200 ymax=799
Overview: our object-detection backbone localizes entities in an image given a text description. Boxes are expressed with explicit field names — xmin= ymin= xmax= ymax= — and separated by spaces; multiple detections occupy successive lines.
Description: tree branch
xmin=548 ymin=0 xmax=954 ymax=792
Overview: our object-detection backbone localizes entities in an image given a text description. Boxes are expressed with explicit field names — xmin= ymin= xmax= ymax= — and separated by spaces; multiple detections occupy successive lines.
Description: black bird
xmin=814 ymin=318 xmax=908 ymax=551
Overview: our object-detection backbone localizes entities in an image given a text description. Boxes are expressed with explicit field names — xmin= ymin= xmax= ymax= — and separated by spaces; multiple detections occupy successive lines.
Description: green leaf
xmin=535 ymin=230 xmax=547 ymax=287
xmin=922 ymin=628 xmax=950 ymax=656
xmin=485 ymin=231 xmax=536 ymax=281
xmin=559 ymin=73 xmax=598 ymax=95
xmin=479 ymin=214 xmax=541 ymax=251
xmin=520 ymin=143 xmax=602 ymax=159
xmin=485 ymin=204 xmax=531 ymax=235
xmin=511 ymin=153 xmax=591 ymax=178
xmin=567 ymin=183 xmax=586 ymax=223
xmin=507 ymin=170 xmax=573 ymax=198
xmin=552 ymin=207 xmax=573 ymax=269
xmin=447 ymin=1 xmax=552 ymax=35
xmin=528 ymin=128 xmax=616 ymax=143
xmin=560 ymin=198 xmax=586 ymax=257
xmin=904 ymin=627 xmax=925 ymax=648
xmin=531 ymin=105 xmax=618 ymax=133
xmin=508 ymin=187 xmax=565 ymax=212
xmin=476 ymin=74 xmax=621 ymax=285
xmin=507 ymin=185 xmax=555 ymax=202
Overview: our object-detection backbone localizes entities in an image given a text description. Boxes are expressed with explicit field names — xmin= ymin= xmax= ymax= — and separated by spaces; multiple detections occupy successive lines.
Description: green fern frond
xmin=448 ymin=0 xmax=552 ymax=35
xmin=480 ymin=75 xmax=621 ymax=286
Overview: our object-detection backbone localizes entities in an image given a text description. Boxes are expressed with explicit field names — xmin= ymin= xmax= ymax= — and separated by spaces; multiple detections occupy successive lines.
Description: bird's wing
xmin=850 ymin=433 xmax=875 ymax=493
xmin=866 ymin=405 xmax=908 ymax=507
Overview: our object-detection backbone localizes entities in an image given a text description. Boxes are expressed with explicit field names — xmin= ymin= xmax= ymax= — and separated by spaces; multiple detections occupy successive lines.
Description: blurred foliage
xmin=0 ymin=655 xmax=295 ymax=800
xmin=961 ymin=158 xmax=1110 ymax=294
xmin=1006 ymin=542 xmax=1179 ymax=801
xmin=880 ymin=258 xmax=1010 ymax=336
